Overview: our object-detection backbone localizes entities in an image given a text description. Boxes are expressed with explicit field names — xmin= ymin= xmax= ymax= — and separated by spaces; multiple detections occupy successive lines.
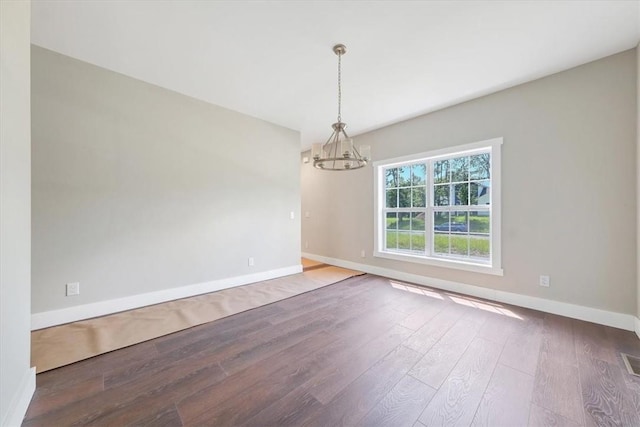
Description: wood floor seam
xmin=573 ymin=324 xmax=588 ymax=427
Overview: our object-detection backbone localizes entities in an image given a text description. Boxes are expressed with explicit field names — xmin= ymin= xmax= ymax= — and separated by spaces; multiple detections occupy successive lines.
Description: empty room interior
xmin=3 ymin=1 xmax=640 ymax=426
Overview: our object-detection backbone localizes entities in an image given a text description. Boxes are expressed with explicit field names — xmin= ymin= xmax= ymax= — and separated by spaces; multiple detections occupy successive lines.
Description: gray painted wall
xmin=302 ymin=49 xmax=637 ymax=315
xmin=31 ymin=46 xmax=301 ymax=314
xmin=1 ymin=1 xmax=33 ymax=424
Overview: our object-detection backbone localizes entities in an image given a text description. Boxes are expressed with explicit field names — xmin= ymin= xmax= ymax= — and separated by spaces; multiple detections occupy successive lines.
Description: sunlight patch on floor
xmin=390 ymin=281 xmax=444 ymax=300
xmin=448 ymin=295 xmax=522 ymax=319
xmin=388 ymin=280 xmax=522 ymax=319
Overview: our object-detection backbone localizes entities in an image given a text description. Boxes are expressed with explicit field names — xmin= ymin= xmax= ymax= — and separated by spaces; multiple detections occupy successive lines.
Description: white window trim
xmin=373 ymin=137 xmax=503 ymax=276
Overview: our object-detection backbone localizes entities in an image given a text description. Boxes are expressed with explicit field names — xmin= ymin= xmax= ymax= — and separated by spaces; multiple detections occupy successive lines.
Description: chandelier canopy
xmin=312 ymin=44 xmax=370 ymax=171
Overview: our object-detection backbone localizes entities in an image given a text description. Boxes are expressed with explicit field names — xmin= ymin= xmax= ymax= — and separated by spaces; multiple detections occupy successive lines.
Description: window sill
xmin=373 ymin=250 xmax=504 ymax=276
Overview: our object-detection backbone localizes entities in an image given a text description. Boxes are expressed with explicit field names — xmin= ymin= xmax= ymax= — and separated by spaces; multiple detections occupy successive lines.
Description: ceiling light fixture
xmin=312 ymin=44 xmax=370 ymax=171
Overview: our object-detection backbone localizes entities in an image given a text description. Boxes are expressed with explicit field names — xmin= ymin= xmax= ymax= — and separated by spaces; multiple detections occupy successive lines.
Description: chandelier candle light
xmin=312 ymin=44 xmax=371 ymax=171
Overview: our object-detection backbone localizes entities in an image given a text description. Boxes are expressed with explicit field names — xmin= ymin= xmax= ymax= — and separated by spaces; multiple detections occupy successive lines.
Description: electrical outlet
xmin=290 ymin=211 xmax=295 ymax=220
xmin=248 ymin=257 xmax=254 ymax=267
xmin=539 ymin=275 xmax=550 ymax=287
xmin=305 ymin=211 xmax=310 ymax=218
xmin=360 ymin=249 xmax=366 ymax=258
xmin=305 ymin=241 xmax=309 ymax=249
xmin=66 ymin=282 xmax=80 ymax=296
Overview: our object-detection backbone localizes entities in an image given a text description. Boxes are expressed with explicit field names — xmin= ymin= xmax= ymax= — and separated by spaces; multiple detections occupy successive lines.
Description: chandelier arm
xmin=332 ymin=131 xmax=340 ymax=169
xmin=340 ymin=128 xmax=360 ymax=158
xmin=320 ymin=130 xmax=337 ymax=169
xmin=333 ymin=131 xmax=341 ymax=157
xmin=322 ymin=131 xmax=335 ymax=146
xmin=340 ymin=129 xmax=366 ymax=161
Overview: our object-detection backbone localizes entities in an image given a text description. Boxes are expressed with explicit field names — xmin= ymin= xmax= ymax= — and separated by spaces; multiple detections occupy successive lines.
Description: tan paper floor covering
xmin=301 ymin=257 xmax=325 ymax=269
xmin=32 ymin=263 xmax=363 ymax=373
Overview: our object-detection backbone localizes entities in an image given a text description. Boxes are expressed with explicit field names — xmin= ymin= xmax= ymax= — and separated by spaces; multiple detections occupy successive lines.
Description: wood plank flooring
xmin=24 ymin=274 xmax=640 ymax=426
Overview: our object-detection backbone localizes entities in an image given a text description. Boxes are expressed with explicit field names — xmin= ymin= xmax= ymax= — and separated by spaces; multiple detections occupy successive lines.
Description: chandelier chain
xmin=337 ymin=50 xmax=342 ymax=123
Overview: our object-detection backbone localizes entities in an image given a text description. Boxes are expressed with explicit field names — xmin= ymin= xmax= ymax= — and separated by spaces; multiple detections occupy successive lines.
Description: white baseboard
xmin=303 ymin=253 xmax=637 ymax=332
xmin=32 ymin=264 xmax=302 ymax=330
xmin=2 ymin=367 xmax=35 ymax=427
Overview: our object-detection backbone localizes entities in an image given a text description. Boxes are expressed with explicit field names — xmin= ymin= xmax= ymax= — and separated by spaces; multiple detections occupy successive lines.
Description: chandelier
xmin=312 ymin=44 xmax=370 ymax=171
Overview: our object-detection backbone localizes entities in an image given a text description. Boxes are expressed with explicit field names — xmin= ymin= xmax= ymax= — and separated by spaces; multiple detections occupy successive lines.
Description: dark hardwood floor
xmin=24 ymin=274 xmax=640 ymax=426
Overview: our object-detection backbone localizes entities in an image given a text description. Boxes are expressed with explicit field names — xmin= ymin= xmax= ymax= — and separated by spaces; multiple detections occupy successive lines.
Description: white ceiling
xmin=31 ymin=1 xmax=640 ymax=151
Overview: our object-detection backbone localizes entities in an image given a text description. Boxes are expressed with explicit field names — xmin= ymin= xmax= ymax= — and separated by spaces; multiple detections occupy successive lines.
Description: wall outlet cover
xmin=66 ymin=282 xmax=80 ymax=296
xmin=539 ymin=275 xmax=550 ymax=287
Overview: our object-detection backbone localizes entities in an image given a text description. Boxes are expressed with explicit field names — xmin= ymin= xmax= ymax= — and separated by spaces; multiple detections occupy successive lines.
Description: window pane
xmin=470 ymin=182 xmax=478 ymax=205
xmin=386 ymin=212 xmax=398 ymax=230
xmin=411 ymin=232 xmax=425 ymax=252
xmin=451 ymin=211 xmax=468 ymax=233
xmin=475 ymin=180 xmax=490 ymax=205
xmin=450 ymin=235 xmax=469 ymax=256
xmin=398 ymin=212 xmax=411 ymax=230
xmin=454 ymin=183 xmax=469 ymax=205
xmin=433 ymin=159 xmax=450 ymax=184
xmin=434 ymin=185 xmax=449 ymax=206
xmin=386 ymin=189 xmax=398 ymax=208
xmin=386 ymin=230 xmax=397 ymax=250
xmin=470 ymin=235 xmax=490 ymax=260
xmin=470 ymin=153 xmax=490 ymax=180
xmin=398 ymin=232 xmax=410 ymax=250
xmin=411 ymin=212 xmax=425 ymax=231
xmin=434 ymin=233 xmax=449 ymax=255
xmin=433 ymin=211 xmax=450 ymax=232
xmin=411 ymin=164 xmax=426 ymax=185
xmin=412 ymin=187 xmax=426 ymax=207
xmin=385 ymin=168 xmax=398 ymax=188
xmin=399 ymin=166 xmax=411 ymax=186
xmin=469 ymin=211 xmax=490 ymax=234
xmin=399 ymin=188 xmax=411 ymax=208
xmin=450 ymin=156 xmax=469 ymax=182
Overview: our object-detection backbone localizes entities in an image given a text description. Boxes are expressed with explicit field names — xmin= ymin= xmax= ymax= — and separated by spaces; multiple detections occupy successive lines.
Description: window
xmin=374 ymin=138 xmax=502 ymax=275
